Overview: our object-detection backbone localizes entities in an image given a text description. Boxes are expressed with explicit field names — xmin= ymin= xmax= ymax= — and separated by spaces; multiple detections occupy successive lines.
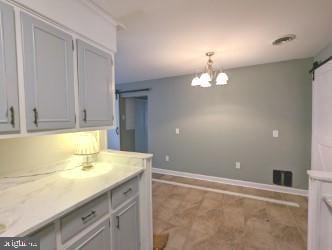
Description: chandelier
xmin=191 ymin=52 xmax=229 ymax=87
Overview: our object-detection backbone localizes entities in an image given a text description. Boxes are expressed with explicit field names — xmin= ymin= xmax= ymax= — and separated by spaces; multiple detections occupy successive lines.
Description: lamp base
xmin=81 ymin=163 xmax=94 ymax=171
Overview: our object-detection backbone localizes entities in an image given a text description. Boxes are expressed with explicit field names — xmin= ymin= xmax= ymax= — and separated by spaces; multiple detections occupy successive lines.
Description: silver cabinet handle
xmin=83 ymin=109 xmax=87 ymax=122
xmin=9 ymin=106 xmax=15 ymax=128
xmin=116 ymin=127 xmax=119 ymax=135
xmin=81 ymin=210 xmax=96 ymax=224
xmin=33 ymin=108 xmax=38 ymax=127
xmin=123 ymin=188 xmax=132 ymax=195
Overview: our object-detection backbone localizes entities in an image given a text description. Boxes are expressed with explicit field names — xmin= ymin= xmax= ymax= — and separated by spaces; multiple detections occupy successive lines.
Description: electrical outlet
xmin=235 ymin=162 xmax=241 ymax=169
xmin=273 ymin=130 xmax=279 ymax=138
xmin=165 ymin=155 xmax=170 ymax=162
xmin=176 ymin=128 xmax=180 ymax=135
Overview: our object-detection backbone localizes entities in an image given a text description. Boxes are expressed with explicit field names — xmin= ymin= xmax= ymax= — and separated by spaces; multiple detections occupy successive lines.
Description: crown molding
xmin=79 ymin=0 xmax=126 ymax=30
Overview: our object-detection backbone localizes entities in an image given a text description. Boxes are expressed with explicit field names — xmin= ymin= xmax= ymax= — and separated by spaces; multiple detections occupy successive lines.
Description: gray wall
xmin=117 ymin=59 xmax=312 ymax=189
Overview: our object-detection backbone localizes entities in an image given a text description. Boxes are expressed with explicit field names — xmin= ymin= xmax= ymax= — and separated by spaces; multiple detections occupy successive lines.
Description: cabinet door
xmin=77 ymin=39 xmax=114 ymax=128
xmin=66 ymin=219 xmax=111 ymax=250
xmin=0 ymin=2 xmax=20 ymax=133
xmin=30 ymin=224 xmax=56 ymax=250
xmin=112 ymin=199 xmax=139 ymax=250
xmin=21 ymin=13 xmax=75 ymax=132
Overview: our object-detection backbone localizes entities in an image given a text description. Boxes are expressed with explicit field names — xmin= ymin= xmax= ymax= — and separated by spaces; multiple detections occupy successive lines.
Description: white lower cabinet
xmin=112 ymin=199 xmax=140 ymax=250
xmin=30 ymin=224 xmax=56 ymax=250
xmin=29 ymin=176 xmax=141 ymax=250
xmin=65 ymin=219 xmax=111 ymax=250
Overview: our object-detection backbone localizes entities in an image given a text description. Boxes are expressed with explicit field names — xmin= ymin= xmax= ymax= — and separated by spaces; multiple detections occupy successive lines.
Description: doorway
xmin=107 ymin=93 xmax=148 ymax=153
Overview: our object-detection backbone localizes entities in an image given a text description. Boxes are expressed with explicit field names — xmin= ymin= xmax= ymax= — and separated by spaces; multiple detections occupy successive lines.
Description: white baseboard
xmin=152 ymin=168 xmax=308 ymax=196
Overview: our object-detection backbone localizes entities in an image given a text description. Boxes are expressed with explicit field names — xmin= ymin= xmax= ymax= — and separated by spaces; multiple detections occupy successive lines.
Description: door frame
xmin=106 ymin=90 xmax=150 ymax=152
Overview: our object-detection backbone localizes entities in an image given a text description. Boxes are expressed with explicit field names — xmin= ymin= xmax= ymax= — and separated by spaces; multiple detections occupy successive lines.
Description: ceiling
xmin=91 ymin=0 xmax=332 ymax=84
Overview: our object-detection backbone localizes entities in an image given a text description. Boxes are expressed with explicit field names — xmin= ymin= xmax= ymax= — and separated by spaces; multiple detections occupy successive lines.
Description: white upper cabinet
xmin=0 ymin=2 xmax=20 ymax=133
xmin=0 ymin=1 xmax=117 ymax=137
xmin=77 ymin=40 xmax=114 ymax=128
xmin=21 ymin=13 xmax=75 ymax=132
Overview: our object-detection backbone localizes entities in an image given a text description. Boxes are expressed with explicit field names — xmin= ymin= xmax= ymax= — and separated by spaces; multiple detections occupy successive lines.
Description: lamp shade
xmin=199 ymin=73 xmax=212 ymax=87
xmin=200 ymin=73 xmax=211 ymax=82
xmin=216 ymin=72 xmax=229 ymax=85
xmin=191 ymin=76 xmax=201 ymax=86
xmin=75 ymin=133 xmax=99 ymax=155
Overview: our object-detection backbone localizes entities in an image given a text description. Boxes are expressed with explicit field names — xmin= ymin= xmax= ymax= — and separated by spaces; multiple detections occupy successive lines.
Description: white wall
xmin=0 ymin=131 xmax=103 ymax=177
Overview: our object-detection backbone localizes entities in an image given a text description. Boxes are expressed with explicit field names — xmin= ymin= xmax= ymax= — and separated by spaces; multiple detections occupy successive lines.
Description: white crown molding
xmin=79 ymin=0 xmax=126 ymax=30
xmin=152 ymin=168 xmax=308 ymax=196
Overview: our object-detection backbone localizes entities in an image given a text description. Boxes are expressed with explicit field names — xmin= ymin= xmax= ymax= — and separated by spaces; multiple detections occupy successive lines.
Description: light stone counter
xmin=0 ymin=150 xmax=152 ymax=238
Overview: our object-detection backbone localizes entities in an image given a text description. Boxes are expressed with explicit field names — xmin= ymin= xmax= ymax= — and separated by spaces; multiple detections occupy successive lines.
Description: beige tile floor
xmin=152 ymin=174 xmax=307 ymax=250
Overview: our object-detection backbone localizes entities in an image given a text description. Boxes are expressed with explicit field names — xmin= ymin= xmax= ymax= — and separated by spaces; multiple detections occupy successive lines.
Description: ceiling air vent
xmin=272 ymin=34 xmax=296 ymax=46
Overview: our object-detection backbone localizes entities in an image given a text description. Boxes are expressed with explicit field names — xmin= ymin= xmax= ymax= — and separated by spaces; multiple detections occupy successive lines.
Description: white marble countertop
xmin=0 ymin=158 xmax=145 ymax=237
xmin=308 ymin=170 xmax=332 ymax=182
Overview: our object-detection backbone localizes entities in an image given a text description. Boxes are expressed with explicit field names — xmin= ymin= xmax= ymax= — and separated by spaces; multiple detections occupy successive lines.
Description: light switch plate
xmin=236 ymin=162 xmax=241 ymax=169
xmin=176 ymin=128 xmax=180 ymax=134
xmin=273 ymin=130 xmax=279 ymax=138
xmin=165 ymin=155 xmax=170 ymax=162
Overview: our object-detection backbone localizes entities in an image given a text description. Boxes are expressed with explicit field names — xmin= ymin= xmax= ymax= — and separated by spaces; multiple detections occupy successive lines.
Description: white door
xmin=135 ymin=99 xmax=148 ymax=153
xmin=21 ymin=13 xmax=75 ymax=131
xmin=77 ymin=39 xmax=114 ymax=128
xmin=107 ymin=96 xmax=120 ymax=150
xmin=0 ymin=2 xmax=20 ymax=133
xmin=312 ymin=60 xmax=332 ymax=171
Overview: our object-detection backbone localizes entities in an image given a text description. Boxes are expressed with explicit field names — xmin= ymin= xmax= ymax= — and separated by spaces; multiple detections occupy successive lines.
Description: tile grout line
xmin=153 ymin=178 xmax=300 ymax=208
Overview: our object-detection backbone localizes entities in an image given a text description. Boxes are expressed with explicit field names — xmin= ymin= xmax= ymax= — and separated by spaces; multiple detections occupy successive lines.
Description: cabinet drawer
xmin=111 ymin=177 xmax=138 ymax=209
xmin=61 ymin=194 xmax=109 ymax=243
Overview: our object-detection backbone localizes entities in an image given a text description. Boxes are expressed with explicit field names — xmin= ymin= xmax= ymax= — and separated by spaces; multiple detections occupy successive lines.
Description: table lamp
xmin=75 ymin=133 xmax=99 ymax=171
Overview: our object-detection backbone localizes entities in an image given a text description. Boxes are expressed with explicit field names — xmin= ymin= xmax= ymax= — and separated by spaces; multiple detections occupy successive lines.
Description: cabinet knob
xmin=33 ymin=108 xmax=38 ymax=127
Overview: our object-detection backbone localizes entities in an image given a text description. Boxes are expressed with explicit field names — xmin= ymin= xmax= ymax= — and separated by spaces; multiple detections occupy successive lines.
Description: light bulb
xmin=191 ymin=76 xmax=201 ymax=86
xmin=216 ymin=72 xmax=229 ymax=85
